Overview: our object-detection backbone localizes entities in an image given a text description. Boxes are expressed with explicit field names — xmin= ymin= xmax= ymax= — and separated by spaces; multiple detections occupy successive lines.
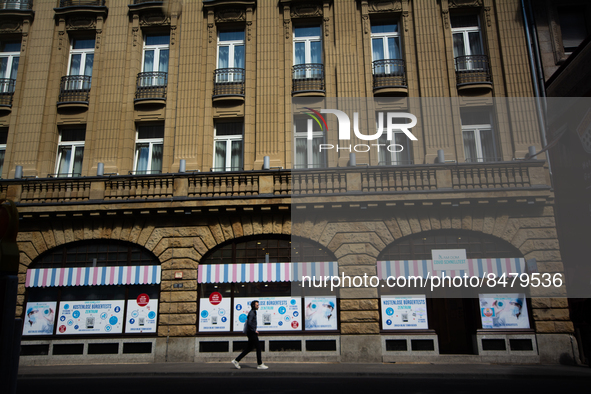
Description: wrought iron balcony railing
xmin=213 ymin=68 xmax=245 ymax=98
xmin=0 ymin=78 xmax=15 ymax=106
xmin=454 ymin=55 xmax=492 ymax=86
xmin=59 ymin=0 xmax=105 ymax=6
xmin=292 ymin=63 xmax=325 ymax=94
xmin=133 ymin=0 xmax=161 ymax=4
xmin=0 ymin=0 xmax=33 ymax=10
xmin=58 ymin=75 xmax=91 ymax=104
xmin=372 ymin=59 xmax=407 ymax=90
xmin=135 ymin=71 xmax=167 ymax=101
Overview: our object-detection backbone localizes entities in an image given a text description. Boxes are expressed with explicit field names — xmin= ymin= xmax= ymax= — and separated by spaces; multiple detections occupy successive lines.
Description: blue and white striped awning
xmin=25 ymin=266 xmax=161 ymax=287
xmin=377 ymin=258 xmax=525 ymax=279
xmin=197 ymin=262 xmax=338 ymax=283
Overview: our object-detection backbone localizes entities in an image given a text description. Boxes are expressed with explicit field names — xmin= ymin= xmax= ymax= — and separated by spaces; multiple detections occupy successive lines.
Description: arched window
xmin=23 ymin=241 xmax=160 ymax=338
xmin=198 ymin=235 xmax=338 ymax=334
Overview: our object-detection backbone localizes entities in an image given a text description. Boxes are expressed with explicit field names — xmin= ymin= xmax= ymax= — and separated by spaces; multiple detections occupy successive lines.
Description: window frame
xmin=134 ymin=125 xmax=164 ymax=175
xmin=451 ymin=15 xmax=485 ymax=71
xmin=460 ymin=109 xmax=498 ymax=163
xmin=293 ymin=117 xmax=326 ymax=169
xmin=213 ymin=121 xmax=244 ymax=172
xmin=0 ymin=41 xmax=20 ymax=93
xmin=56 ymin=128 xmax=86 ymax=178
xmin=141 ymin=34 xmax=170 ymax=87
xmin=0 ymin=128 xmax=6 ymax=178
xmin=370 ymin=22 xmax=401 ymax=61
xmin=67 ymin=38 xmax=95 ymax=77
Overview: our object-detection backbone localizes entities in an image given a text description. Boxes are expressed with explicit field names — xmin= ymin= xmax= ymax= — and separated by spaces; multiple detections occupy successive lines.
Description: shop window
xmin=56 ymin=128 xmax=85 ymax=177
xmin=134 ymin=124 xmax=163 ymax=174
xmin=23 ymin=240 xmax=160 ymax=338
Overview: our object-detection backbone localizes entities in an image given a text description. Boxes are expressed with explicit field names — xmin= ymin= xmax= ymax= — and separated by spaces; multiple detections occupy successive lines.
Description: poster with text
xmin=233 ymin=297 xmax=302 ymax=332
xmin=57 ymin=300 xmax=125 ymax=335
xmin=199 ymin=295 xmax=231 ymax=332
xmin=23 ymin=302 xmax=57 ymax=336
xmin=479 ymin=294 xmax=530 ymax=329
xmin=381 ymin=295 xmax=428 ymax=330
xmin=125 ymin=298 xmax=158 ymax=333
xmin=304 ymin=296 xmax=337 ymax=330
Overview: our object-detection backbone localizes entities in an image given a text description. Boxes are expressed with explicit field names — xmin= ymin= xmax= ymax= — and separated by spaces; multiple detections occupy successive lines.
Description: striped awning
xmin=377 ymin=258 xmax=525 ymax=279
xmin=25 ymin=266 xmax=161 ymax=287
xmin=197 ymin=262 xmax=338 ymax=283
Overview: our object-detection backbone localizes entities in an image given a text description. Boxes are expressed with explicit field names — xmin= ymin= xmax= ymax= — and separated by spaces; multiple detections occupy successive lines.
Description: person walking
xmin=232 ymin=300 xmax=268 ymax=369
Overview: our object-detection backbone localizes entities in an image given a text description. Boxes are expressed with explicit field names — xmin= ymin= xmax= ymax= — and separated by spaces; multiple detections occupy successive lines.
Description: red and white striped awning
xmin=376 ymin=258 xmax=525 ymax=279
xmin=197 ymin=262 xmax=338 ymax=283
xmin=25 ymin=266 xmax=161 ymax=287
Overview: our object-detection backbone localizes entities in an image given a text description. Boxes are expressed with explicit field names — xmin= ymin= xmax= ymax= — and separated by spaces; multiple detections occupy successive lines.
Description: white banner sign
xmin=432 ymin=249 xmax=468 ymax=271
xmin=199 ymin=295 xmax=231 ymax=332
xmin=125 ymin=299 xmax=158 ymax=333
xmin=23 ymin=302 xmax=57 ymax=336
xmin=381 ymin=295 xmax=428 ymax=330
xmin=479 ymin=293 xmax=530 ymax=329
xmin=57 ymin=300 xmax=125 ymax=335
xmin=304 ymin=297 xmax=337 ymax=330
xmin=233 ymin=297 xmax=302 ymax=332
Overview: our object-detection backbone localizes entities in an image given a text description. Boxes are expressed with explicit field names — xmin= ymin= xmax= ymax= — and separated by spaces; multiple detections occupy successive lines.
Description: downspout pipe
xmin=521 ymin=0 xmax=553 ymax=183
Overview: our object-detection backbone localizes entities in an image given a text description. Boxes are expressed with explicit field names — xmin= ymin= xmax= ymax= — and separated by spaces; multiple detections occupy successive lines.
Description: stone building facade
xmin=0 ymin=0 xmax=576 ymax=364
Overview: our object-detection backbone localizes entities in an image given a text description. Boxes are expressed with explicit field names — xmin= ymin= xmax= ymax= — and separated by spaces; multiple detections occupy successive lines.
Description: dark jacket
xmin=246 ymin=309 xmax=257 ymax=334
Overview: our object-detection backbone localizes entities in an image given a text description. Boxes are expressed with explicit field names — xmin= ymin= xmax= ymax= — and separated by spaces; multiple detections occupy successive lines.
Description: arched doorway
xmin=378 ymin=230 xmax=525 ymax=354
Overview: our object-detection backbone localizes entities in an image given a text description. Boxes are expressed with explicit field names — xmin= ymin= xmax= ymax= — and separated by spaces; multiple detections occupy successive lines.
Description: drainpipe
xmin=521 ymin=0 xmax=553 ymax=183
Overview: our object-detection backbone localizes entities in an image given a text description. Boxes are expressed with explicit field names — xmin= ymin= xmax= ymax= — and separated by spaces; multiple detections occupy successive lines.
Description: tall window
xmin=371 ymin=22 xmax=402 ymax=74
xmin=56 ymin=128 xmax=85 ymax=177
xmin=142 ymin=35 xmax=169 ymax=86
xmin=451 ymin=15 xmax=484 ymax=70
xmin=67 ymin=38 xmax=94 ymax=89
xmin=293 ymin=26 xmax=322 ymax=78
xmin=213 ymin=121 xmax=243 ymax=172
xmin=557 ymin=6 xmax=589 ymax=53
xmin=0 ymin=41 xmax=20 ymax=93
xmin=217 ymin=30 xmax=245 ymax=82
xmin=294 ymin=116 xmax=326 ymax=169
xmin=134 ymin=125 xmax=163 ymax=174
xmin=0 ymin=128 xmax=7 ymax=178
xmin=461 ymin=108 xmax=497 ymax=163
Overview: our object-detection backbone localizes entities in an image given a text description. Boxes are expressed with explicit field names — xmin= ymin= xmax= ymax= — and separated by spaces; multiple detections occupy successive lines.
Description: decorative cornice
xmin=367 ymin=0 xmax=402 ymax=14
xmin=214 ymin=8 xmax=246 ymax=22
xmin=290 ymin=3 xmax=322 ymax=18
xmin=448 ymin=0 xmax=483 ymax=8
xmin=0 ymin=19 xmax=22 ymax=34
xmin=66 ymin=17 xmax=96 ymax=30
xmin=139 ymin=12 xmax=171 ymax=27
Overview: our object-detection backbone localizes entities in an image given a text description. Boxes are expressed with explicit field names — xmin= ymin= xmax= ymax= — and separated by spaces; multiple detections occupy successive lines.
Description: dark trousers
xmin=235 ymin=332 xmax=262 ymax=365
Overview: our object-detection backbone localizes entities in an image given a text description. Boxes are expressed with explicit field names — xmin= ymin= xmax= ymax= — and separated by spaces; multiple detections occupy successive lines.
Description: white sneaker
xmin=232 ymin=359 xmax=241 ymax=369
xmin=257 ymin=364 xmax=269 ymax=370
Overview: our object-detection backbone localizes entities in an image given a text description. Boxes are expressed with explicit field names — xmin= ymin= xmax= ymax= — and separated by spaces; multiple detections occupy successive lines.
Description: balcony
xmin=57 ymin=75 xmax=91 ymax=109
xmin=454 ymin=55 xmax=492 ymax=90
xmin=292 ymin=64 xmax=325 ymax=96
xmin=0 ymin=0 xmax=33 ymax=10
xmin=134 ymin=72 xmax=167 ymax=106
xmin=0 ymin=78 xmax=15 ymax=109
xmin=213 ymin=68 xmax=245 ymax=102
xmin=372 ymin=59 xmax=408 ymax=95
xmin=54 ymin=0 xmax=107 ymax=18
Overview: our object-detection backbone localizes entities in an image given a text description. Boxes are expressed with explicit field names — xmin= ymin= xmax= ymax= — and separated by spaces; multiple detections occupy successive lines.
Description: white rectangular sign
xmin=479 ymin=293 xmax=530 ymax=329
xmin=381 ymin=295 xmax=428 ymax=330
xmin=125 ymin=299 xmax=158 ymax=333
xmin=431 ymin=249 xmax=468 ymax=271
xmin=57 ymin=300 xmax=125 ymax=335
xmin=233 ymin=297 xmax=302 ymax=332
xmin=304 ymin=297 xmax=337 ymax=330
xmin=199 ymin=296 xmax=232 ymax=332
xmin=23 ymin=302 xmax=57 ymax=336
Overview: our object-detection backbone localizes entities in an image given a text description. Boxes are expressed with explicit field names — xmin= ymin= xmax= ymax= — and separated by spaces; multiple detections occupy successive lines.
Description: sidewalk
xmin=18 ymin=362 xmax=591 ymax=380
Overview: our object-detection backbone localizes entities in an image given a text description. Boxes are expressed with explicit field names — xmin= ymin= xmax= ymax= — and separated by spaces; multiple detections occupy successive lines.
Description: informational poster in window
xmin=57 ymin=300 xmax=125 ymax=335
xmin=479 ymin=293 xmax=530 ymax=329
xmin=380 ymin=295 xmax=428 ymax=330
xmin=22 ymin=302 xmax=57 ymax=336
xmin=198 ymin=292 xmax=231 ymax=332
xmin=233 ymin=297 xmax=302 ymax=332
xmin=304 ymin=296 xmax=337 ymax=330
xmin=125 ymin=296 xmax=158 ymax=334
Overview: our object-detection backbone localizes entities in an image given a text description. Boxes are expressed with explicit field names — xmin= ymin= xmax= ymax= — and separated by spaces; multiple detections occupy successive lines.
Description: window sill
xmin=134 ymin=98 xmax=166 ymax=107
xmin=373 ymin=86 xmax=408 ymax=96
xmin=57 ymin=101 xmax=89 ymax=110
